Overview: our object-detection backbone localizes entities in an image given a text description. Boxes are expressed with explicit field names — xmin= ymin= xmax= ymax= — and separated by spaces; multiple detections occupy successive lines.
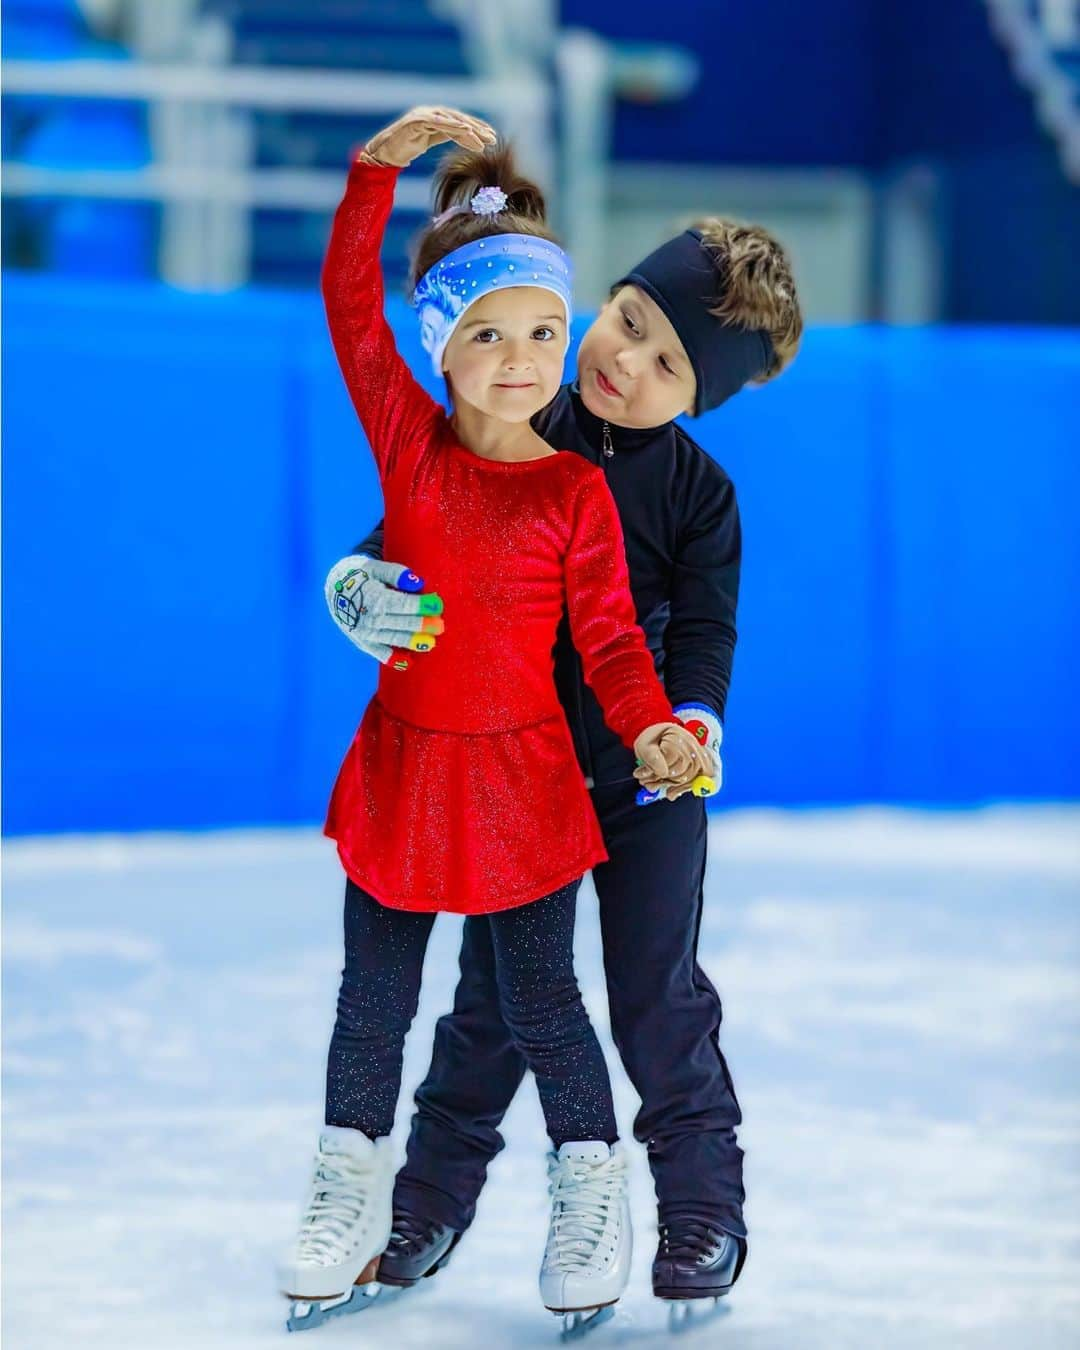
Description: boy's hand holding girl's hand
xmin=633 ymin=705 xmax=723 ymax=804
xmin=359 ymin=106 xmax=496 ymax=169
xmin=633 ymin=721 xmax=716 ymax=802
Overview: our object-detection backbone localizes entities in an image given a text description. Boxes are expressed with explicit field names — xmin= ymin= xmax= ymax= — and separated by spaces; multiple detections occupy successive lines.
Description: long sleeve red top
xmin=322 ymin=160 xmax=675 ymax=913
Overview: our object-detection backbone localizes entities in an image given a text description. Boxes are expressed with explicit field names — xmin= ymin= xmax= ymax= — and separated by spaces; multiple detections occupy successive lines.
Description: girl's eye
xmin=474 ymin=329 xmax=499 ymax=343
xmin=622 ymin=310 xmax=640 ymax=335
xmin=533 ymin=326 xmax=556 ymax=340
xmin=659 ymin=356 xmax=674 ymax=374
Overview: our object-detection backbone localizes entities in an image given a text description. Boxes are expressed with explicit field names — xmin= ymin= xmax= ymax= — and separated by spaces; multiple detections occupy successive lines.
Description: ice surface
xmin=3 ymin=806 xmax=1079 ymax=1349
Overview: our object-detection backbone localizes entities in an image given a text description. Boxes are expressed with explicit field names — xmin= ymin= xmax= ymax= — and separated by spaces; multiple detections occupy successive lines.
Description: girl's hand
xmin=633 ymin=723 xmax=714 ymax=789
xmin=360 ymin=106 xmax=497 ymax=170
xmin=637 ymin=703 xmax=724 ymax=802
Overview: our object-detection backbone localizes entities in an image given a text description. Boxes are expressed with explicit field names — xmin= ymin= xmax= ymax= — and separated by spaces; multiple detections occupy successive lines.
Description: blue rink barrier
xmin=2 ymin=273 xmax=1078 ymax=833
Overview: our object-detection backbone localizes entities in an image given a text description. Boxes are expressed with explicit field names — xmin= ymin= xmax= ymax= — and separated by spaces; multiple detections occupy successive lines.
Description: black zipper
xmin=601 ymin=421 xmax=614 ymax=459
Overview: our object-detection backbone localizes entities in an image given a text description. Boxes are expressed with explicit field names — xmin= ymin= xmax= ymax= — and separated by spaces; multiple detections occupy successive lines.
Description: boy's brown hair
xmin=687 ymin=217 xmax=803 ymax=382
xmin=409 ymin=142 xmax=559 ymax=293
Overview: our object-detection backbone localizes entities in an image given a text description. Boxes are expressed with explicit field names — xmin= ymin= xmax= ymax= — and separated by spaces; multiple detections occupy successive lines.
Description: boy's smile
xmin=576 ymin=284 xmax=697 ymax=429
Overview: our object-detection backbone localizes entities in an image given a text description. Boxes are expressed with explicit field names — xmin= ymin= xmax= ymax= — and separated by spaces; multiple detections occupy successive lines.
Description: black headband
xmin=618 ymin=230 xmax=773 ymax=416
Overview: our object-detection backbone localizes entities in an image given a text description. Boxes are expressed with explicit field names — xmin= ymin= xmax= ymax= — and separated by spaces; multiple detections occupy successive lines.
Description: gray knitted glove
xmin=325 ymin=555 xmax=444 ymax=670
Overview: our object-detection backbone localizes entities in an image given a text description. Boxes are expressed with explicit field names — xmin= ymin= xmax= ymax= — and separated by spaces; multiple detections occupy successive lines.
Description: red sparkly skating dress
xmin=322 ymin=159 xmax=675 ymax=915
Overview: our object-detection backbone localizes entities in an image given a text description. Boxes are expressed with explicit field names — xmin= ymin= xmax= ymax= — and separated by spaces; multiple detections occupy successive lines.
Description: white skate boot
xmin=279 ymin=1126 xmax=395 ymax=1332
xmin=539 ymin=1141 xmax=632 ymax=1340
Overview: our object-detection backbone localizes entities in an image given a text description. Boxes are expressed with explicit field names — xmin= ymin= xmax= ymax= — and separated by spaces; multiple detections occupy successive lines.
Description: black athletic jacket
xmin=353 ymin=383 xmax=741 ymax=788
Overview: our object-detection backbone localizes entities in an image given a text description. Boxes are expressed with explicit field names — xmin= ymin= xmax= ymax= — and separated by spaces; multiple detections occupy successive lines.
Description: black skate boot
xmin=652 ymin=1217 xmax=746 ymax=1332
xmin=376 ymin=1209 xmax=462 ymax=1288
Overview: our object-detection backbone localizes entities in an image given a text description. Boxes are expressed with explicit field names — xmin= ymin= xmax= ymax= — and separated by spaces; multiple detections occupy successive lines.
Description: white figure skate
xmin=539 ymin=1141 xmax=632 ymax=1341
xmin=279 ymin=1126 xmax=395 ymax=1332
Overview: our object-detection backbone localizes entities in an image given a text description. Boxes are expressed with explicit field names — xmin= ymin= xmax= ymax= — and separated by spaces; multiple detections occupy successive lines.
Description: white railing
xmin=0 ymin=59 xmax=542 ymax=114
xmin=1036 ymin=0 xmax=1079 ymax=45
xmin=2 ymin=5 xmax=698 ymax=301
xmin=984 ymin=0 xmax=1080 ymax=182
xmin=0 ymin=58 xmax=553 ymax=289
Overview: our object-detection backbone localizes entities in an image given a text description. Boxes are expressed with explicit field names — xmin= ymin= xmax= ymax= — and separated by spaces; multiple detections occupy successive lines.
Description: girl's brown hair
xmin=688 ymin=217 xmax=804 ymax=382
xmin=409 ymin=142 xmax=559 ymax=293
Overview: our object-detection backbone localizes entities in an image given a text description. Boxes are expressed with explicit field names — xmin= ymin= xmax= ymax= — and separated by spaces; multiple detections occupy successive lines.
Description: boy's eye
xmin=622 ymin=310 xmax=640 ymax=335
xmin=532 ymin=326 xmax=556 ymax=340
xmin=659 ymin=356 xmax=674 ymax=374
xmin=474 ymin=329 xmax=499 ymax=343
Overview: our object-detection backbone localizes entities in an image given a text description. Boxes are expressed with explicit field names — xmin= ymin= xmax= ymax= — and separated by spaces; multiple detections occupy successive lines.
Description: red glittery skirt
xmin=324 ymin=698 xmax=609 ymax=915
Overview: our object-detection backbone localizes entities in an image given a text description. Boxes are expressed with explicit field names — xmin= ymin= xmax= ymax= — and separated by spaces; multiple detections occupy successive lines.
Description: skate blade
xmin=286 ymin=1282 xmax=384 ymax=1332
xmin=666 ymin=1296 xmax=728 ymax=1335
xmin=558 ymin=1304 xmax=615 ymax=1341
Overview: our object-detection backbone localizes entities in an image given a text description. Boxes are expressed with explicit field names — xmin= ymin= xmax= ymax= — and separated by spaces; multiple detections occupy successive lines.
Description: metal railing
xmin=1 ymin=57 xmax=553 ymax=289
xmin=2 ymin=0 xmax=698 ymax=299
xmin=984 ymin=0 xmax=1080 ymax=182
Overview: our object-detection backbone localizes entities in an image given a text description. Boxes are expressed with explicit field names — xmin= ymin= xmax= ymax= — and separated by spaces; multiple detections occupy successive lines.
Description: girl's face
xmin=442 ymin=287 xmax=567 ymax=422
xmin=576 ymin=285 xmax=698 ymax=428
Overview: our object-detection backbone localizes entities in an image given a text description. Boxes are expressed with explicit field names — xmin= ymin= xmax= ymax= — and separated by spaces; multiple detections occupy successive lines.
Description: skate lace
xmin=658 ymin=1219 xmax=725 ymax=1261
xmin=547 ymin=1152 xmax=626 ymax=1270
xmin=295 ymin=1148 xmax=377 ymax=1264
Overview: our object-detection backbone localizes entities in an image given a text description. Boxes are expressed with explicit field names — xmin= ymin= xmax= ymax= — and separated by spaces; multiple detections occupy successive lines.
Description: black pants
xmin=324 ymin=878 xmax=617 ymax=1150
xmin=394 ymin=784 xmax=746 ymax=1237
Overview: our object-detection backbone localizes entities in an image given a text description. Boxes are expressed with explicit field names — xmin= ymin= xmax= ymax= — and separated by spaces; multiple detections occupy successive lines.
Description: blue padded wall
xmin=3 ymin=274 xmax=1078 ymax=833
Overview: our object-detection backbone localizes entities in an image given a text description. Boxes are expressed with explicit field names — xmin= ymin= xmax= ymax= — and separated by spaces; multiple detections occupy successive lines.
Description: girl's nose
xmin=502 ymin=343 xmax=534 ymax=371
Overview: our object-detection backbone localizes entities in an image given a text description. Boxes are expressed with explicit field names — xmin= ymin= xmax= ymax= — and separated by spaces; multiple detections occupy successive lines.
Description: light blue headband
xmin=413 ymin=233 xmax=573 ymax=378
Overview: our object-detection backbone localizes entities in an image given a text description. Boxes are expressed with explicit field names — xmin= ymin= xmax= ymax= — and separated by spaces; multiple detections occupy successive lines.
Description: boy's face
xmin=575 ymin=285 xmax=697 ymax=428
xmin=442 ymin=286 xmax=567 ymax=423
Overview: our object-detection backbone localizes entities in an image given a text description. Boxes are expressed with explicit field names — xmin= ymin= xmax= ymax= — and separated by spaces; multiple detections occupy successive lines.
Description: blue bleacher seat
xmin=202 ymin=0 xmax=468 ymax=73
xmin=2 ymin=0 xmax=82 ymax=57
xmin=19 ymin=100 xmax=154 ymax=278
xmin=3 ymin=7 xmax=155 ymax=283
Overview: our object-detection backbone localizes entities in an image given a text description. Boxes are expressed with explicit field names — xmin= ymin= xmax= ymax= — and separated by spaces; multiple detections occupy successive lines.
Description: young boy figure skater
xmin=329 ymin=114 xmax=803 ymax=1320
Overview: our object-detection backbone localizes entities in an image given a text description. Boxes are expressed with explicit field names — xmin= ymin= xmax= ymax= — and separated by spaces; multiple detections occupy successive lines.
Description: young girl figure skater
xmin=278 ymin=107 xmax=712 ymax=1332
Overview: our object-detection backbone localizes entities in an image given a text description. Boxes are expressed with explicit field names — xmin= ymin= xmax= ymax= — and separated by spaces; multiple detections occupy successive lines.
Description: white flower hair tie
xmin=431 ymin=185 xmax=509 ymax=229
xmin=470 ymin=186 xmax=508 ymax=216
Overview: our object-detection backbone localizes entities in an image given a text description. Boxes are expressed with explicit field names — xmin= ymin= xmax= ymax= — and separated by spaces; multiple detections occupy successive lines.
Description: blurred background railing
xmin=2 ymin=0 xmax=1078 ymax=834
xmin=986 ymin=0 xmax=1080 ymax=180
xmin=6 ymin=0 xmax=1077 ymax=317
xmin=1 ymin=0 xmax=701 ymax=301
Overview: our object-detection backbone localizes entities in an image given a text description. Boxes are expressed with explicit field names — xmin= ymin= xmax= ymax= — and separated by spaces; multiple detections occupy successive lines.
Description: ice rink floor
xmin=4 ymin=806 xmax=1079 ymax=1349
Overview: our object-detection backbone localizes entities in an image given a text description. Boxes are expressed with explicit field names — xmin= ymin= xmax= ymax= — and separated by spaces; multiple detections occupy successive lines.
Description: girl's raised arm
xmin=322 ymin=108 xmax=495 ymax=480
xmin=322 ymin=159 xmax=438 ymax=481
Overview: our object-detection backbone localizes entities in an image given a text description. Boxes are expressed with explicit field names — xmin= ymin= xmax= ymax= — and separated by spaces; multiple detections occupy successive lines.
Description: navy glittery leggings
xmin=325 ymin=878 xmax=617 ymax=1149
